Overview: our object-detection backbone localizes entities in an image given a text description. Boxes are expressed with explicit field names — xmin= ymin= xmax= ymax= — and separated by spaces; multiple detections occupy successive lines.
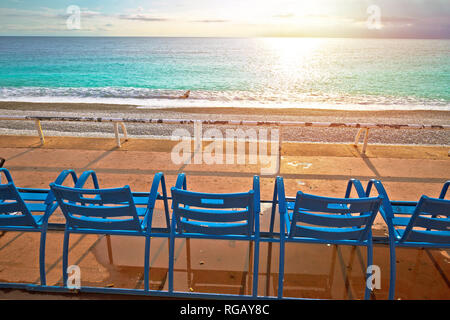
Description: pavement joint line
xmin=4 ymin=165 xmax=447 ymax=183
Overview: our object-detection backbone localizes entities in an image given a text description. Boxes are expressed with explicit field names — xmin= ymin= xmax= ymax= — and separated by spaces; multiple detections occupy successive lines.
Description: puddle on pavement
xmin=87 ymin=233 xmax=449 ymax=299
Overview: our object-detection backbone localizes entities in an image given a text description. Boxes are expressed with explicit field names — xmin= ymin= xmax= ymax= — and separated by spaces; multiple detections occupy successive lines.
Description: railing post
xmin=354 ymin=128 xmax=364 ymax=146
xmin=362 ymin=128 xmax=370 ymax=154
xmin=34 ymin=120 xmax=45 ymax=145
xmin=278 ymin=126 xmax=282 ymax=176
xmin=119 ymin=122 xmax=128 ymax=141
xmin=113 ymin=122 xmax=121 ymax=148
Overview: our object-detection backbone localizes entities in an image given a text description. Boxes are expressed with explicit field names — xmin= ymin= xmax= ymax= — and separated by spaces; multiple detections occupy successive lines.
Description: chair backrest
xmin=365 ymin=179 xmax=396 ymax=227
xmin=50 ymin=183 xmax=142 ymax=232
xmin=0 ymin=168 xmax=37 ymax=227
xmin=289 ymin=192 xmax=382 ymax=242
xmin=400 ymin=196 xmax=450 ymax=245
xmin=171 ymin=187 xmax=256 ymax=236
xmin=439 ymin=181 xmax=450 ymax=199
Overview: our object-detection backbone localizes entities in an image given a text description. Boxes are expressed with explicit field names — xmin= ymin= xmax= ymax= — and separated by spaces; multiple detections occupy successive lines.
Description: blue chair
xmin=0 ymin=168 xmax=78 ymax=285
xmin=50 ymin=172 xmax=169 ymax=292
xmin=272 ymin=177 xmax=382 ymax=299
xmin=73 ymin=170 xmax=170 ymax=229
xmin=365 ymin=179 xmax=450 ymax=300
xmin=168 ymin=173 xmax=261 ymax=298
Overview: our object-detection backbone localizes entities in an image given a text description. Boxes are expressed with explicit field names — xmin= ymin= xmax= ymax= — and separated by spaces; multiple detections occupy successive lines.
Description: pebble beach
xmin=0 ymin=101 xmax=449 ymax=145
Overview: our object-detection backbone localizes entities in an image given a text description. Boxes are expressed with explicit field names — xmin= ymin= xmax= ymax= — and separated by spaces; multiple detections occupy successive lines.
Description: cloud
xmin=118 ymin=14 xmax=169 ymax=22
xmin=81 ymin=10 xmax=102 ymax=18
xmin=191 ymin=19 xmax=229 ymax=23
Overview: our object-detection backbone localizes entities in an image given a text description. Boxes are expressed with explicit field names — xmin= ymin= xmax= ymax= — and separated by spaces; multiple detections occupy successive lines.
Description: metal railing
xmin=0 ymin=114 xmax=449 ymax=154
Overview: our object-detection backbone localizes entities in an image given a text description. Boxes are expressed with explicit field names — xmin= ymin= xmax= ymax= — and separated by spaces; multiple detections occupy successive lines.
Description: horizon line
xmin=1 ymin=35 xmax=449 ymax=40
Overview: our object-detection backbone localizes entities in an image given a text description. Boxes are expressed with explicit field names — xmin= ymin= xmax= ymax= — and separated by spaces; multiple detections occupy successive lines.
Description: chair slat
xmin=64 ymin=202 xmax=135 ymax=218
xmin=296 ymin=211 xmax=372 ymax=228
xmin=292 ymin=225 xmax=365 ymax=241
xmin=180 ymin=220 xmax=249 ymax=236
xmin=172 ymin=188 xmax=252 ymax=209
xmin=0 ymin=186 xmax=16 ymax=201
xmin=0 ymin=201 xmax=24 ymax=214
xmin=297 ymin=196 xmax=379 ymax=214
xmin=68 ymin=215 xmax=140 ymax=231
xmin=414 ymin=216 xmax=449 ymax=231
xmin=420 ymin=200 xmax=450 ymax=216
xmin=100 ymin=192 xmax=133 ymax=204
xmin=0 ymin=214 xmax=35 ymax=226
xmin=51 ymin=184 xmax=142 ymax=232
xmin=19 ymin=192 xmax=48 ymax=202
xmin=404 ymin=230 xmax=450 ymax=244
xmin=392 ymin=205 xmax=416 ymax=215
xmin=176 ymin=207 xmax=249 ymax=223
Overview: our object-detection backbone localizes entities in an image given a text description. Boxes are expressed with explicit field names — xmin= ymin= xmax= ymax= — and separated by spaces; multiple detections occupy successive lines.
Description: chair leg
xmin=364 ymin=242 xmax=373 ymax=300
xmin=252 ymin=239 xmax=260 ymax=298
xmin=388 ymin=240 xmax=396 ymax=300
xmin=62 ymin=230 xmax=70 ymax=287
xmin=144 ymin=235 xmax=151 ymax=291
xmin=269 ymin=184 xmax=278 ymax=235
xmin=168 ymin=234 xmax=175 ymax=293
xmin=186 ymin=238 xmax=192 ymax=289
xmin=277 ymin=239 xmax=285 ymax=299
xmin=39 ymin=229 xmax=47 ymax=286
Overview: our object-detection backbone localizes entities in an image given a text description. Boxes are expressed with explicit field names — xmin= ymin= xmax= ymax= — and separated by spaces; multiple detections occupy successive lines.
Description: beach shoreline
xmin=1 ymin=101 xmax=450 ymax=118
xmin=0 ymin=101 xmax=449 ymax=145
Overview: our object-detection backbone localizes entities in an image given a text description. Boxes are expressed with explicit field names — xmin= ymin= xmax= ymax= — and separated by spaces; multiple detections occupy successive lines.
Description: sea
xmin=0 ymin=36 xmax=449 ymax=111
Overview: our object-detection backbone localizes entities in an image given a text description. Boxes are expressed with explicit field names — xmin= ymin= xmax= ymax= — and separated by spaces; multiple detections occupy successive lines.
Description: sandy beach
xmin=0 ymin=101 xmax=449 ymax=145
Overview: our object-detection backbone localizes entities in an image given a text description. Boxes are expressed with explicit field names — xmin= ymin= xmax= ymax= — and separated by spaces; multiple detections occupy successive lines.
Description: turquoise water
xmin=0 ymin=36 xmax=449 ymax=110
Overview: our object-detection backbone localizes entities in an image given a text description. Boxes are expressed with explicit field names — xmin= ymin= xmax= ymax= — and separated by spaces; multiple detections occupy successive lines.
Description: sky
xmin=0 ymin=0 xmax=449 ymax=38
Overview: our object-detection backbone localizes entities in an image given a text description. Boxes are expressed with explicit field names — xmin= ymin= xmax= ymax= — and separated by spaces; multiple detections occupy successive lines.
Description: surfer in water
xmin=178 ymin=90 xmax=190 ymax=99
xmin=149 ymin=90 xmax=190 ymax=100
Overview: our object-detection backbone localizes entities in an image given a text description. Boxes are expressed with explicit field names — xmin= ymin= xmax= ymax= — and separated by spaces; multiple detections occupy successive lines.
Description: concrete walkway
xmin=0 ymin=135 xmax=448 ymax=299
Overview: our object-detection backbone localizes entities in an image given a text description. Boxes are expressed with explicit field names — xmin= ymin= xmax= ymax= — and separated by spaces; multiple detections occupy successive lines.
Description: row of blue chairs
xmin=0 ymin=167 xmax=448 ymax=299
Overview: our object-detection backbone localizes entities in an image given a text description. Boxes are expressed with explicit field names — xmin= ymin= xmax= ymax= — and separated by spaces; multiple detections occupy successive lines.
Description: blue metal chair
xmin=0 ymin=168 xmax=78 ymax=285
xmin=365 ymin=179 xmax=450 ymax=300
xmin=73 ymin=170 xmax=170 ymax=230
xmin=168 ymin=173 xmax=261 ymax=298
xmin=269 ymin=178 xmax=367 ymax=236
xmin=272 ymin=176 xmax=382 ymax=299
xmin=50 ymin=171 xmax=169 ymax=292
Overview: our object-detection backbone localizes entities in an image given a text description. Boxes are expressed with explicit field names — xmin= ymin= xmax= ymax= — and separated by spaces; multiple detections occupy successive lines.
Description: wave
xmin=0 ymin=86 xmax=449 ymax=111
